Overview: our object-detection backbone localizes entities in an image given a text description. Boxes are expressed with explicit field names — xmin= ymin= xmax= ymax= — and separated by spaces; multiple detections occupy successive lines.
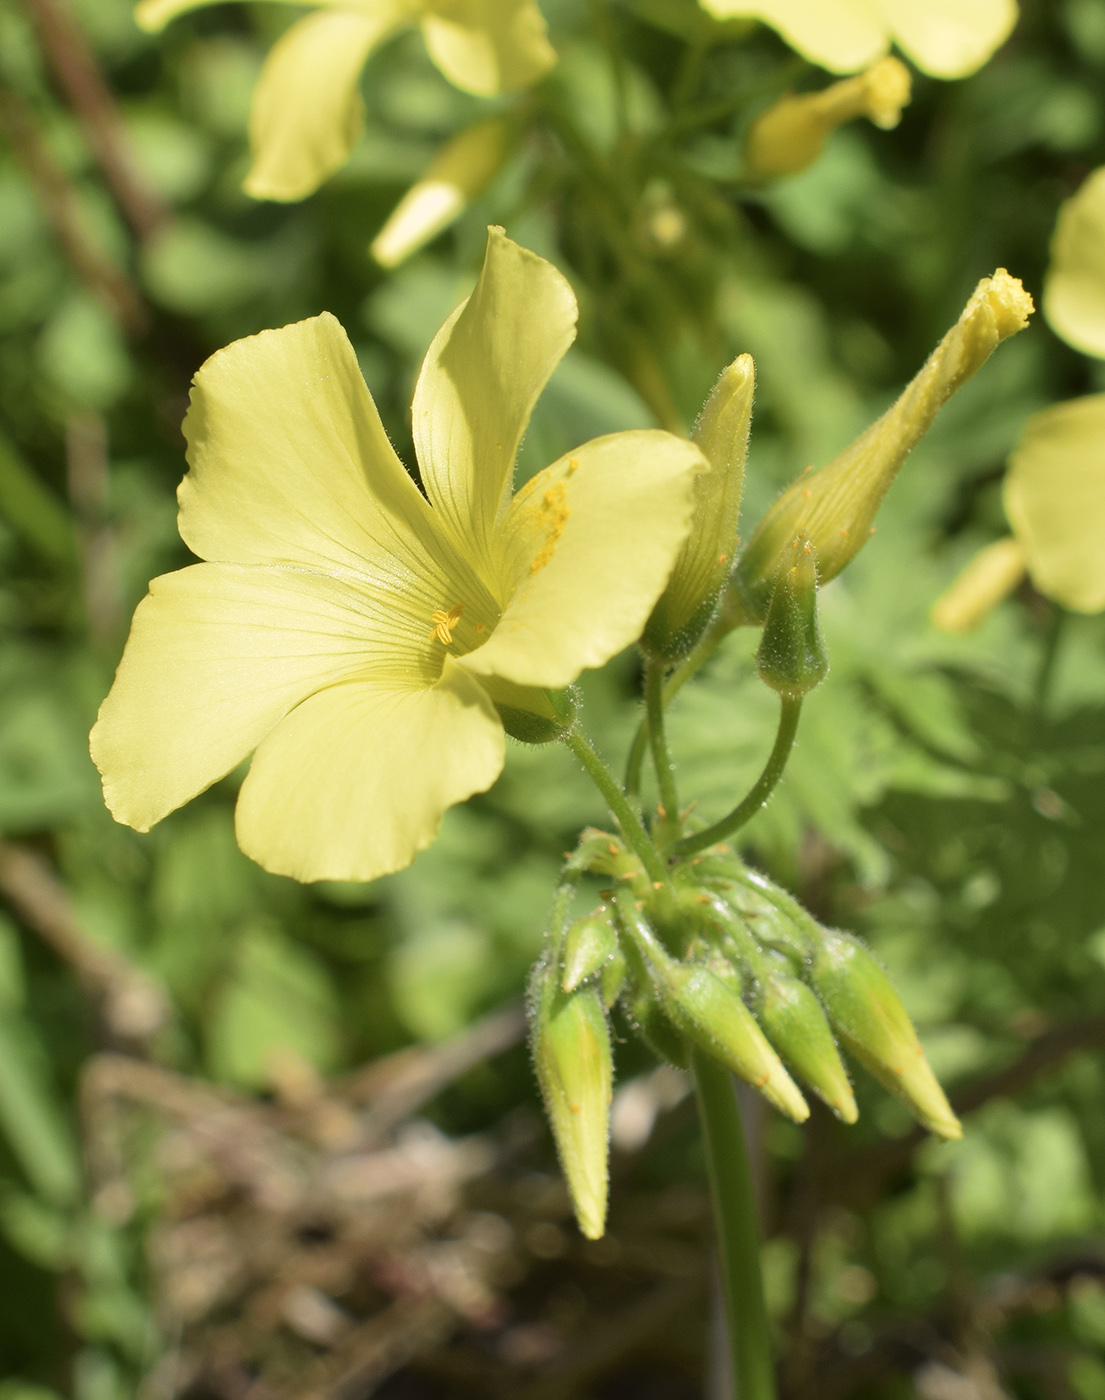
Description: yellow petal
xmin=459 ymin=430 xmax=704 ymax=690
xmin=930 ymin=536 xmax=1025 ymax=633
xmin=421 ymin=0 xmax=555 ymax=95
xmin=244 ymin=7 xmax=407 ymax=202
xmin=1044 ymin=167 xmax=1105 ymax=359
xmin=234 ymin=661 xmax=505 ymax=882
xmin=92 ymin=562 xmax=444 ymax=834
xmin=178 ymin=313 xmax=482 ymax=606
xmin=411 ymin=226 xmax=577 ymax=571
xmin=698 ymin=0 xmax=888 ymax=74
xmin=878 ymin=0 xmax=1017 ymax=79
xmin=1005 ymin=395 xmax=1105 ymax=613
xmin=371 ymin=117 xmax=514 ymax=268
xmin=134 ymin=0 xmax=318 ymax=33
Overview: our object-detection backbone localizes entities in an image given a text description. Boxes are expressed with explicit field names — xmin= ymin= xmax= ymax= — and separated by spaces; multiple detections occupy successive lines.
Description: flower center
xmin=430 ymin=605 xmax=464 ymax=646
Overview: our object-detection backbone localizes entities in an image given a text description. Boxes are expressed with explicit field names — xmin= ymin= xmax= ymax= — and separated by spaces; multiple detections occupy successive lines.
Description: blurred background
xmin=1 ymin=0 xmax=1105 ymax=1395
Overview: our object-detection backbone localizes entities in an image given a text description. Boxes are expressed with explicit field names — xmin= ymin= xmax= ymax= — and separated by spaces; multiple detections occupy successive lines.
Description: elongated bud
xmin=643 ymin=356 xmax=755 ymax=660
xmin=562 ymin=911 xmax=619 ymax=993
xmin=735 ymin=270 xmax=1034 ymax=622
xmin=624 ymin=982 xmax=690 ymax=1067
xmin=371 ymin=118 xmax=514 ymax=268
xmin=614 ymin=894 xmax=808 ymax=1122
xmin=809 ymin=932 xmax=961 ymax=1139
xmin=530 ymin=963 xmax=612 ymax=1239
xmin=746 ymin=58 xmax=911 ymax=179
xmin=755 ymin=967 xmax=857 ymax=1123
xmin=930 ymin=537 xmax=1026 ymax=634
xmin=601 ymin=946 xmax=628 ymax=1008
xmin=756 ymin=538 xmax=828 ymax=698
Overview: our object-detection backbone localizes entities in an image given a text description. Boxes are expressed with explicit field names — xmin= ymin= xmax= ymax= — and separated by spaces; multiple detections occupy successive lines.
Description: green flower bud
xmin=734 ymin=270 xmax=1033 ymax=622
xmin=643 ymin=355 xmax=755 ymax=661
xmin=614 ymin=893 xmax=808 ymax=1123
xmin=562 ymin=911 xmax=620 ymax=993
xmin=530 ymin=963 xmax=613 ymax=1239
xmin=601 ymin=946 xmax=628 ymax=1008
xmin=756 ymin=538 xmax=828 ymax=699
xmin=755 ymin=965 xmax=857 ymax=1124
xmin=809 ymin=932 xmax=961 ymax=1140
xmin=485 ymin=679 xmax=578 ymax=744
xmin=624 ymin=981 xmax=690 ymax=1067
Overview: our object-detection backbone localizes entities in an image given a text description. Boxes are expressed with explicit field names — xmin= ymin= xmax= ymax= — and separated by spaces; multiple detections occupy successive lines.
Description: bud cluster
xmin=530 ymin=835 xmax=960 ymax=1239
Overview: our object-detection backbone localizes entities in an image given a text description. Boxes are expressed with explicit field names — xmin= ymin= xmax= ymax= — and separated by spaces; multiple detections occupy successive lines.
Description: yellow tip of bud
xmin=745 ymin=58 xmax=912 ymax=179
xmin=931 ymin=536 xmax=1026 ymax=634
xmin=967 ymin=268 xmax=1035 ymax=339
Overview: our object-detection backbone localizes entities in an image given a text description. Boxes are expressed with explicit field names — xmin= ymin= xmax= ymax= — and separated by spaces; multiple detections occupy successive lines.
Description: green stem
xmin=1033 ymin=604 xmax=1065 ymax=719
xmin=671 ymin=696 xmax=802 ymax=859
xmin=645 ymin=660 xmax=681 ymax=832
xmin=693 ymin=1050 xmax=777 ymax=1400
xmin=563 ymin=728 xmax=669 ymax=887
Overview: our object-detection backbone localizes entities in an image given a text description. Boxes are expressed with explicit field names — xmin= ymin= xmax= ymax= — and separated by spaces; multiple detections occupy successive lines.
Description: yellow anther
xmin=430 ymin=604 xmax=464 ymax=645
xmin=567 ymin=457 xmax=580 ymax=475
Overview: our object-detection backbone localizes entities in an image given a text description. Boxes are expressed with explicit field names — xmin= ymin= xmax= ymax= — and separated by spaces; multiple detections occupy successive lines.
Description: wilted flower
xmin=698 ymin=0 xmax=1017 ymax=79
xmin=135 ymin=0 xmax=555 ymax=201
xmin=91 ymin=229 xmax=704 ymax=881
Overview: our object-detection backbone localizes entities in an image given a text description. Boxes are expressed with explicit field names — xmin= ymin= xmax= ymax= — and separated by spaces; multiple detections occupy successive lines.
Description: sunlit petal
xmin=458 ymin=431 xmax=704 ymax=690
xmin=91 ymin=562 xmax=444 ymax=835
xmin=234 ymin=661 xmax=505 ymax=882
xmin=698 ymin=0 xmax=887 ymax=74
xmin=878 ymin=0 xmax=1016 ymax=78
xmin=134 ymin=0 xmax=320 ymax=33
xmin=244 ymin=6 xmax=408 ymax=202
xmin=411 ymin=226 xmax=576 ymax=572
xmin=1044 ymin=168 xmax=1105 ymax=359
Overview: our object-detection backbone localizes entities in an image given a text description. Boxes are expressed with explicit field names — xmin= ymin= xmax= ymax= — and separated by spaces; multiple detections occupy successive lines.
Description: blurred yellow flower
xmin=91 ymin=229 xmax=704 ymax=882
xmin=934 ymin=169 xmax=1105 ymax=631
xmin=135 ymin=0 xmax=555 ymax=200
xmin=700 ymin=0 xmax=1017 ymax=78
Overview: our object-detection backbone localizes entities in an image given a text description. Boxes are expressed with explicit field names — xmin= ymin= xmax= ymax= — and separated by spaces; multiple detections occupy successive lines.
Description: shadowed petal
xmin=1045 ymin=168 xmax=1105 ymax=359
xmin=411 ymin=227 xmax=576 ymax=574
xmin=91 ymin=562 xmax=445 ymax=834
xmin=1005 ymin=396 xmax=1105 ymax=613
xmin=234 ymin=661 xmax=505 ymax=882
xmin=135 ymin=0 xmax=319 ymax=33
xmin=458 ymin=430 xmax=704 ymax=690
xmin=421 ymin=0 xmax=555 ymax=94
xmin=244 ymin=6 xmax=409 ymax=202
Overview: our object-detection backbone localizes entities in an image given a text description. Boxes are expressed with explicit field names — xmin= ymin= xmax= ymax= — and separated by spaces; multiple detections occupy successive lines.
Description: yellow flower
xmin=699 ymin=0 xmax=1017 ymax=79
xmin=135 ymin=0 xmax=556 ymax=201
xmin=91 ymin=229 xmax=704 ymax=882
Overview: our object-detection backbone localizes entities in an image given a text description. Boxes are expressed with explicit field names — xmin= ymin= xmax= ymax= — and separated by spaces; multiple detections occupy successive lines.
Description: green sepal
xmin=562 ymin=911 xmax=620 ymax=993
xmin=754 ymin=964 xmax=857 ymax=1123
xmin=487 ymin=681 xmax=579 ymax=745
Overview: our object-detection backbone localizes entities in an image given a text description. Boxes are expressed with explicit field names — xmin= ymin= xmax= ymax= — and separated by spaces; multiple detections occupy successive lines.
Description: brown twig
xmin=0 ymin=839 xmax=169 ymax=1044
xmin=0 ymin=81 xmax=147 ymax=334
xmin=16 ymin=0 xmax=168 ymax=242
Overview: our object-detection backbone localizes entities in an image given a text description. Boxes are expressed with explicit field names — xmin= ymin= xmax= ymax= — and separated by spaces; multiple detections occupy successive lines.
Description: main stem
xmin=563 ymin=728 xmax=669 ymax=887
xmin=694 ymin=1051 xmax=777 ymax=1400
xmin=671 ymin=696 xmax=802 ymax=859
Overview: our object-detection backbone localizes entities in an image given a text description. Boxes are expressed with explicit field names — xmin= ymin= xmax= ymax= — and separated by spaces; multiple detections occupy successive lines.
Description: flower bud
xmin=930 ymin=536 xmax=1026 ymax=634
xmin=615 ymin=894 xmax=808 ymax=1122
xmin=755 ymin=965 xmax=857 ymax=1123
xmin=643 ymin=355 xmax=755 ymax=660
xmin=745 ymin=58 xmax=911 ymax=180
xmin=734 ymin=270 xmax=1034 ymax=622
xmin=371 ymin=117 xmax=514 ymax=268
xmin=562 ymin=911 xmax=620 ymax=993
xmin=484 ymin=677 xmax=577 ymax=744
xmin=809 ymin=932 xmax=961 ymax=1139
xmin=756 ymin=537 xmax=828 ymax=698
xmin=530 ymin=963 xmax=613 ymax=1239
xmin=600 ymin=946 xmax=628 ymax=1008
xmin=624 ymin=982 xmax=690 ymax=1067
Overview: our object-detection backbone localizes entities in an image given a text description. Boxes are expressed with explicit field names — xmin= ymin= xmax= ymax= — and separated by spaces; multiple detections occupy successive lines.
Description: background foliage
xmin=2 ymin=0 xmax=1105 ymax=1395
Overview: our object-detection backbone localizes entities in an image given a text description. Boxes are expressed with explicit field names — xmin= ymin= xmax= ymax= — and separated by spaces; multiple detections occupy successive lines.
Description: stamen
xmin=430 ymin=604 xmax=464 ymax=645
